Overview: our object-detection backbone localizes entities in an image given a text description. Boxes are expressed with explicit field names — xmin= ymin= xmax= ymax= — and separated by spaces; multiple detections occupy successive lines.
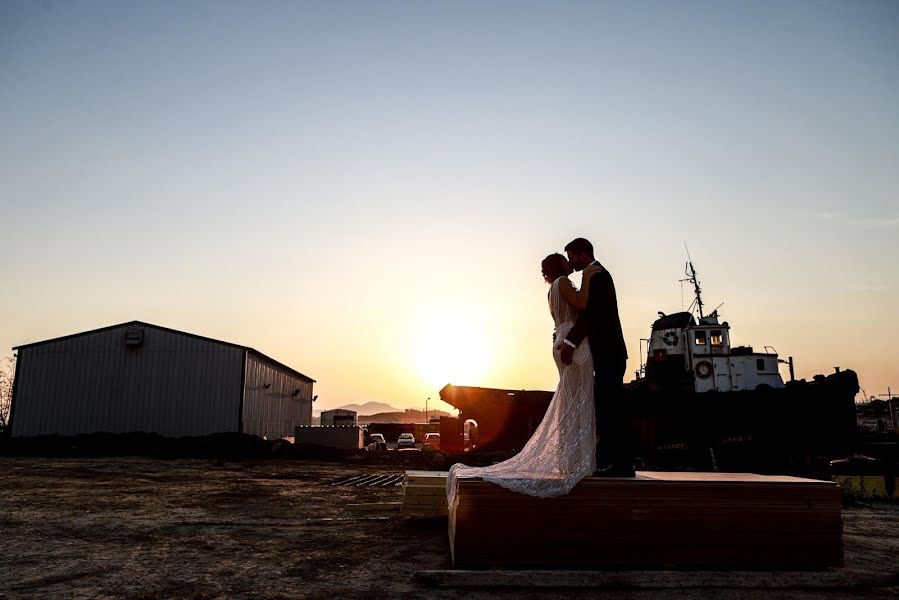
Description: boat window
xmin=695 ymin=331 xmax=707 ymax=345
xmin=756 ymin=358 xmax=765 ymax=371
xmin=711 ymin=330 xmax=723 ymax=345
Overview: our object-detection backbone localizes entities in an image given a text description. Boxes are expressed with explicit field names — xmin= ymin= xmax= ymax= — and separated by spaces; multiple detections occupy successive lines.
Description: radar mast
xmin=682 ymin=244 xmax=704 ymax=320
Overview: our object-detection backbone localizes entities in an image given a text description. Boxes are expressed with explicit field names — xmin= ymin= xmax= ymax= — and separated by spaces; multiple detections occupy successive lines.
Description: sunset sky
xmin=1 ymin=1 xmax=897 ymax=412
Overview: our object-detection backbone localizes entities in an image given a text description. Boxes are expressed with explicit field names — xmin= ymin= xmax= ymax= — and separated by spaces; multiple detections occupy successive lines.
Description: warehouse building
xmin=9 ymin=321 xmax=315 ymax=439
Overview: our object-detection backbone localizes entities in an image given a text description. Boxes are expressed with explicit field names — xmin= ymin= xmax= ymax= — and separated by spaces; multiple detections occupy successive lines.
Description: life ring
xmin=695 ymin=360 xmax=713 ymax=379
xmin=662 ymin=331 xmax=679 ymax=346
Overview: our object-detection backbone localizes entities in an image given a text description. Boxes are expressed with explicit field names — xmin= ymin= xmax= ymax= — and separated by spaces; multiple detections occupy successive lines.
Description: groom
xmin=560 ymin=238 xmax=634 ymax=477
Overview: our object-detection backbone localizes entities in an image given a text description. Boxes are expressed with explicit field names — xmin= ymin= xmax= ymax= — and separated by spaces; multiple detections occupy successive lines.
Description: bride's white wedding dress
xmin=446 ymin=276 xmax=596 ymax=505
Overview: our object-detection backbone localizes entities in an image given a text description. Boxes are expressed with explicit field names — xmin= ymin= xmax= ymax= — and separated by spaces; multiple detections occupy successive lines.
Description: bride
xmin=447 ymin=253 xmax=600 ymax=504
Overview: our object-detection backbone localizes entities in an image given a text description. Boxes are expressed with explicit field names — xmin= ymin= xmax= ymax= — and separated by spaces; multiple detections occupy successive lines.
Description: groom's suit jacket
xmin=565 ymin=261 xmax=628 ymax=367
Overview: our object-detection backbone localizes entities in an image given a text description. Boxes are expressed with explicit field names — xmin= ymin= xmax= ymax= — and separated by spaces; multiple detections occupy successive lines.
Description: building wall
xmin=11 ymin=325 xmax=243 ymax=437
xmin=320 ymin=409 xmax=356 ymax=426
xmin=242 ymin=353 xmax=313 ymax=439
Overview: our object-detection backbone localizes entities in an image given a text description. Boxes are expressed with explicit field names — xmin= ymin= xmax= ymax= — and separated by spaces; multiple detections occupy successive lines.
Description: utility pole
xmin=425 ymin=397 xmax=430 ymax=422
xmin=892 ymin=388 xmax=896 ymax=428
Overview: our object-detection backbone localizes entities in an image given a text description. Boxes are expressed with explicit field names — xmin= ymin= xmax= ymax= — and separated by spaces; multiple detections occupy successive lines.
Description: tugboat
xmin=627 ymin=256 xmax=859 ymax=474
xmin=641 ymin=259 xmax=790 ymax=393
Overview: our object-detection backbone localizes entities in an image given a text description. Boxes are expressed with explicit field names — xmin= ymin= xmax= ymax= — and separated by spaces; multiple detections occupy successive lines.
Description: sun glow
xmin=411 ymin=304 xmax=493 ymax=389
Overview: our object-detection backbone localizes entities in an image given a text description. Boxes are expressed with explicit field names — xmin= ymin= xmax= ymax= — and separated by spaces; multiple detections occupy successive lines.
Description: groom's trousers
xmin=593 ymin=357 xmax=630 ymax=467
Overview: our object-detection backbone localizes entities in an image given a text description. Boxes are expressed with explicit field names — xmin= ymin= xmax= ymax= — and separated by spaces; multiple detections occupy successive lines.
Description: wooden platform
xmin=449 ymin=472 xmax=843 ymax=570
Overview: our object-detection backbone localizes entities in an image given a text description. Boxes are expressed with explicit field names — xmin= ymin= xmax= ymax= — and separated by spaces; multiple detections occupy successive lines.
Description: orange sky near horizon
xmin=5 ymin=230 xmax=893 ymax=416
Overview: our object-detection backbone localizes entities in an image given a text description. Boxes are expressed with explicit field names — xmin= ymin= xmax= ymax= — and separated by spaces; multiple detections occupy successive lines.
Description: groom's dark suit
xmin=564 ymin=262 xmax=630 ymax=468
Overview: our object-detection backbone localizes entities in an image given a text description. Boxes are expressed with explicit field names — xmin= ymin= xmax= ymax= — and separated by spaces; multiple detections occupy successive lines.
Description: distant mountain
xmin=358 ymin=409 xmax=452 ymax=425
xmin=314 ymin=401 xmax=399 ymax=416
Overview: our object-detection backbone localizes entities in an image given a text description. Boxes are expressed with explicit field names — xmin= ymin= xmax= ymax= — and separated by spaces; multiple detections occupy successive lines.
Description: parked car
xmin=369 ymin=433 xmax=387 ymax=450
xmin=424 ymin=432 xmax=441 ymax=449
xmin=397 ymin=433 xmax=416 ymax=449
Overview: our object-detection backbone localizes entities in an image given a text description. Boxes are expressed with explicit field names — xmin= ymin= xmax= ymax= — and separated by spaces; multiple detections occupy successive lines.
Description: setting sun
xmin=410 ymin=304 xmax=493 ymax=389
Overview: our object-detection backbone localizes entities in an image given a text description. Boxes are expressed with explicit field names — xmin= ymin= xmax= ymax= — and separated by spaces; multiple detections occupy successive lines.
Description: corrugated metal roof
xmin=12 ymin=320 xmax=315 ymax=382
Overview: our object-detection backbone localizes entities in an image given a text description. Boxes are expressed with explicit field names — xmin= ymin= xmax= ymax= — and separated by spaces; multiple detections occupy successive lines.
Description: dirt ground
xmin=1 ymin=457 xmax=897 ymax=600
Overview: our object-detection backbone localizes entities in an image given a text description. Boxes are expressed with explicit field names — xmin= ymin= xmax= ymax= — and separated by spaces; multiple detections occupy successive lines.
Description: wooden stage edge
xmin=414 ymin=569 xmax=899 ymax=590
xmin=449 ymin=471 xmax=844 ymax=570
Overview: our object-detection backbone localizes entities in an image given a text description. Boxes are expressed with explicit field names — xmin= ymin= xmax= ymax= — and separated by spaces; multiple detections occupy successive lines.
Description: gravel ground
xmin=0 ymin=457 xmax=897 ymax=600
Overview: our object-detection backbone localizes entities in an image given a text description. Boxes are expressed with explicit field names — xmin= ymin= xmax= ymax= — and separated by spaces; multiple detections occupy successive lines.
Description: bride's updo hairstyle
xmin=541 ymin=253 xmax=572 ymax=282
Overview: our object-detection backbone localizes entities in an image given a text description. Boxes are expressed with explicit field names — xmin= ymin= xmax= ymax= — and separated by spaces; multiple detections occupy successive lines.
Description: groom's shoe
xmin=592 ymin=463 xmax=636 ymax=478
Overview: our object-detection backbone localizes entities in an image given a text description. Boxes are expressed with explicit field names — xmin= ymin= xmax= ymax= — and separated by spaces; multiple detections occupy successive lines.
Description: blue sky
xmin=1 ymin=0 xmax=897 ymax=408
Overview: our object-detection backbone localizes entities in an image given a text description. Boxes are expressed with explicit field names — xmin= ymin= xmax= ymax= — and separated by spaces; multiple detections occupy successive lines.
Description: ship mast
xmin=683 ymin=244 xmax=704 ymax=319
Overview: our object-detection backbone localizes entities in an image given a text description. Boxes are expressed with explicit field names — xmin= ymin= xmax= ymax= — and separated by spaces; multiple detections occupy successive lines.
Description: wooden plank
xmin=346 ymin=502 xmax=402 ymax=512
xmin=404 ymin=509 xmax=448 ymax=517
xmin=635 ymin=471 xmax=833 ymax=484
xmin=402 ymin=496 xmax=446 ymax=507
xmin=403 ymin=504 xmax=447 ymax=513
xmin=403 ymin=504 xmax=448 ymax=515
xmin=405 ymin=470 xmax=448 ymax=485
xmin=414 ymin=570 xmax=899 ymax=589
xmin=403 ymin=485 xmax=447 ymax=497
xmin=405 ymin=470 xmax=448 ymax=478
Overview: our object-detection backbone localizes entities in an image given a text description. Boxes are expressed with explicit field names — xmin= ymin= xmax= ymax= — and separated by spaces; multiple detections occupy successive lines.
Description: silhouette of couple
xmin=448 ymin=237 xmax=632 ymax=503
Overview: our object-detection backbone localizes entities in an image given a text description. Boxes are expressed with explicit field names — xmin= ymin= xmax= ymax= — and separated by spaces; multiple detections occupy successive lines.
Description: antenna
xmin=682 ymin=243 xmax=704 ymax=319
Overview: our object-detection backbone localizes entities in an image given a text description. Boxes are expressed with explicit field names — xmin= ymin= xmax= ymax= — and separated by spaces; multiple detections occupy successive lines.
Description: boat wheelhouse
xmin=642 ymin=259 xmax=787 ymax=393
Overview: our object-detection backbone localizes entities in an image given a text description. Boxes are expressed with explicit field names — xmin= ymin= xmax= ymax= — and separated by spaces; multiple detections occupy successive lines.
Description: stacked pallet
xmin=449 ymin=471 xmax=843 ymax=570
xmin=402 ymin=470 xmax=449 ymax=517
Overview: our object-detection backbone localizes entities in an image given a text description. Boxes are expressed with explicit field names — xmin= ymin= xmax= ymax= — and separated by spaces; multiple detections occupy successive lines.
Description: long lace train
xmin=446 ymin=277 xmax=595 ymax=505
